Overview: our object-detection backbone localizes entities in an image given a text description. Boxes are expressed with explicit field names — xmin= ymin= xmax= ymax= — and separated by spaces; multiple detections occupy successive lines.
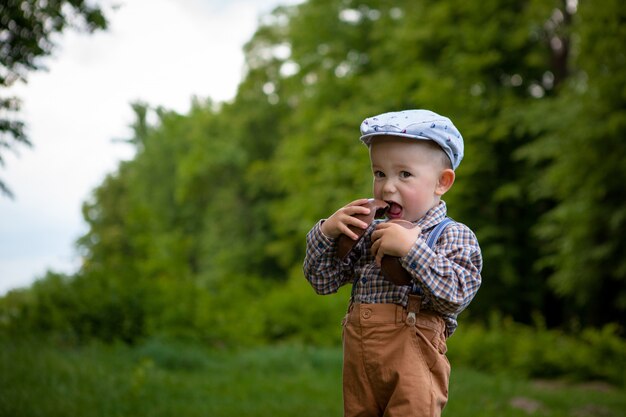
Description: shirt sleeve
xmin=399 ymin=222 xmax=482 ymax=316
xmin=303 ymin=221 xmax=355 ymax=295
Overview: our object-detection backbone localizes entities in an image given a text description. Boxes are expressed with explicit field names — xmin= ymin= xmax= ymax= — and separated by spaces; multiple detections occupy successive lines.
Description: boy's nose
xmin=382 ymin=179 xmax=397 ymax=194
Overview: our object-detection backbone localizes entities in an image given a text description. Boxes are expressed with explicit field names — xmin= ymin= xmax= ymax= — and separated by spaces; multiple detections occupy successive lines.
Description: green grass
xmin=1 ymin=336 xmax=624 ymax=417
xmin=446 ymin=368 xmax=624 ymax=417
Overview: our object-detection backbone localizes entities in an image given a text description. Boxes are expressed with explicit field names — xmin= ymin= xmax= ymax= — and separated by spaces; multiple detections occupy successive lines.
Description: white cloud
xmin=0 ymin=0 xmax=302 ymax=294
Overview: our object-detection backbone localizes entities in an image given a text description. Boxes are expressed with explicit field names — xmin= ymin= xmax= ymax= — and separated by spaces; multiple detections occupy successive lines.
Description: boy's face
xmin=369 ymin=136 xmax=451 ymax=222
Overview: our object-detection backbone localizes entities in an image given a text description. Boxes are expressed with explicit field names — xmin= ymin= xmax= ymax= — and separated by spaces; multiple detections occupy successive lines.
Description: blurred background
xmin=1 ymin=1 xmax=625 ymax=416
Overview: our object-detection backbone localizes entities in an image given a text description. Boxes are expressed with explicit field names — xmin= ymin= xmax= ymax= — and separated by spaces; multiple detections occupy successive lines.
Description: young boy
xmin=303 ymin=109 xmax=482 ymax=417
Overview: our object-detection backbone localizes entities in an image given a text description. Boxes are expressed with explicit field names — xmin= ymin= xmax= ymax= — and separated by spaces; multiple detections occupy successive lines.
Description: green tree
xmin=518 ymin=0 xmax=626 ymax=326
xmin=65 ymin=0 xmax=626 ymax=336
xmin=0 ymin=0 xmax=109 ymax=197
xmin=4 ymin=0 xmax=625 ymax=343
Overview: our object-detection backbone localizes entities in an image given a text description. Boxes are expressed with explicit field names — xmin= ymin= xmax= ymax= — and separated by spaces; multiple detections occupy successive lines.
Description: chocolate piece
xmin=381 ymin=219 xmax=416 ymax=286
xmin=336 ymin=199 xmax=389 ymax=260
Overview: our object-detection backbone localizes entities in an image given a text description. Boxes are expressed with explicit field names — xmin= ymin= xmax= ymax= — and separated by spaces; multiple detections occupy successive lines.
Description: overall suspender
xmin=426 ymin=217 xmax=455 ymax=250
xmin=406 ymin=217 xmax=454 ymax=324
xmin=412 ymin=217 xmax=454 ymax=295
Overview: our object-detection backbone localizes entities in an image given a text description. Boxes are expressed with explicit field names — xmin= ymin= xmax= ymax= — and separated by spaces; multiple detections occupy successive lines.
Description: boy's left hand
xmin=371 ymin=222 xmax=422 ymax=266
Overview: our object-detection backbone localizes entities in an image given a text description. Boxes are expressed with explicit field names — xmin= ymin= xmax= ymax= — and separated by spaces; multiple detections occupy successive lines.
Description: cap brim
xmin=359 ymin=132 xmax=432 ymax=145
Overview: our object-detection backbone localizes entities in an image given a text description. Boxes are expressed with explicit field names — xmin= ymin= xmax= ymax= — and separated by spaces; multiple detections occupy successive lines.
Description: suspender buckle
xmin=406 ymin=311 xmax=416 ymax=326
xmin=406 ymin=294 xmax=422 ymax=326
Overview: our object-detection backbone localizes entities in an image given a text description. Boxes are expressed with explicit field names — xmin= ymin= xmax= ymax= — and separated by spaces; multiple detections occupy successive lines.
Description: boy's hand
xmin=371 ymin=222 xmax=422 ymax=266
xmin=321 ymin=198 xmax=372 ymax=240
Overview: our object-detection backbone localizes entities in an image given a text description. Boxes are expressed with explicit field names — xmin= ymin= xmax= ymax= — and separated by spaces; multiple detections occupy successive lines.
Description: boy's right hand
xmin=320 ymin=198 xmax=373 ymax=240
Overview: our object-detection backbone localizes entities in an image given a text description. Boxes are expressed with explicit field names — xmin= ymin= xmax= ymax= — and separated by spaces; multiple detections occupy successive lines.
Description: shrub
xmin=259 ymin=269 xmax=349 ymax=346
xmin=447 ymin=313 xmax=626 ymax=387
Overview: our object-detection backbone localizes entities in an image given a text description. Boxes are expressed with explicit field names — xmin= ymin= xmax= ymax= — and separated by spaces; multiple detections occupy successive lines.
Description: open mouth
xmin=386 ymin=201 xmax=403 ymax=218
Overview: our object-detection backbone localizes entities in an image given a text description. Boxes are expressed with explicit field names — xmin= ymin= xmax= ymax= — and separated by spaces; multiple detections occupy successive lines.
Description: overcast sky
xmin=0 ymin=0 xmax=302 ymax=295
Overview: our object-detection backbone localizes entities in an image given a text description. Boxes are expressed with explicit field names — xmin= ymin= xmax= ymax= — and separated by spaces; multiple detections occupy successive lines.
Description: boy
xmin=303 ymin=109 xmax=482 ymax=417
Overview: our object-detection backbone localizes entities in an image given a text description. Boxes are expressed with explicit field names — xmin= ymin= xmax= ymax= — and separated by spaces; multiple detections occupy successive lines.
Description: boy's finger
xmin=347 ymin=198 xmax=371 ymax=207
xmin=375 ymin=252 xmax=383 ymax=266
xmin=374 ymin=222 xmax=391 ymax=230
xmin=372 ymin=224 xmax=391 ymax=239
xmin=347 ymin=216 xmax=369 ymax=230
xmin=346 ymin=205 xmax=371 ymax=216
xmin=371 ymin=239 xmax=384 ymax=261
xmin=342 ymin=225 xmax=361 ymax=241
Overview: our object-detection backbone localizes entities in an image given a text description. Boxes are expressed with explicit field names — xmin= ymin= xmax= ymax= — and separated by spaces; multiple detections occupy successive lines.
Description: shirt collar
xmin=416 ymin=200 xmax=448 ymax=231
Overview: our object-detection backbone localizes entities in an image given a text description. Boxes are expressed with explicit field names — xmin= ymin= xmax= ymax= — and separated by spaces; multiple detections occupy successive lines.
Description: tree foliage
xmin=0 ymin=0 xmax=109 ymax=197
xmin=517 ymin=0 xmax=626 ymax=325
xmin=1 ymin=0 xmax=624 ymax=344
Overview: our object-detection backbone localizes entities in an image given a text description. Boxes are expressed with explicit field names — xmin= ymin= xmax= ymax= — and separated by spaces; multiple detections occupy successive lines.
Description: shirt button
xmin=318 ymin=242 xmax=324 ymax=248
xmin=361 ymin=277 xmax=367 ymax=284
xmin=362 ymin=309 xmax=372 ymax=319
xmin=410 ymin=262 xmax=417 ymax=269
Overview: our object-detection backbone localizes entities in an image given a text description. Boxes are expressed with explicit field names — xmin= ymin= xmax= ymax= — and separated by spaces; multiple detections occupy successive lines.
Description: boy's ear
xmin=436 ymin=169 xmax=455 ymax=196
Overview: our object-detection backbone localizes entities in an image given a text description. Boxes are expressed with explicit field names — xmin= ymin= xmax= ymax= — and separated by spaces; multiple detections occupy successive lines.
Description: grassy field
xmin=1 ymin=336 xmax=624 ymax=417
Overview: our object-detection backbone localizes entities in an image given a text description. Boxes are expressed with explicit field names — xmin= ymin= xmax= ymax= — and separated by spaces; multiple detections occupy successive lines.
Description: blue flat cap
xmin=360 ymin=109 xmax=464 ymax=170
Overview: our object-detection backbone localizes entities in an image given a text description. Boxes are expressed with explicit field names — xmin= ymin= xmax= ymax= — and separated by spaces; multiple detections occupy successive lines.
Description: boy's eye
xmin=400 ymin=171 xmax=412 ymax=178
xmin=374 ymin=171 xmax=385 ymax=178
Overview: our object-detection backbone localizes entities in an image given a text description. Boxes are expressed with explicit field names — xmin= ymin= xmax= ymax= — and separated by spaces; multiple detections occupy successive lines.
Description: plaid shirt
xmin=303 ymin=201 xmax=482 ymax=336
